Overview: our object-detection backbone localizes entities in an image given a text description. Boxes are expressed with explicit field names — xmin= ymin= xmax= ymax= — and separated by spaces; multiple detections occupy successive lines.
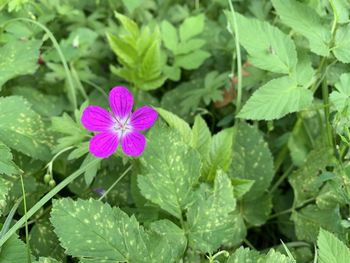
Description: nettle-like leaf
xmin=137 ymin=124 xmax=201 ymax=219
xmin=292 ymin=205 xmax=344 ymax=243
xmin=190 ymin=115 xmax=211 ymax=162
xmin=333 ymin=25 xmax=350 ymax=63
xmin=228 ymin=247 xmax=295 ymax=263
xmin=107 ymin=12 xmax=166 ymax=90
xmin=234 ymin=12 xmax=297 ymax=74
xmin=0 ymin=142 xmax=20 ymax=176
xmin=202 ymin=127 xmax=234 ymax=181
xmin=0 ymin=234 xmax=34 ymax=263
xmin=330 ymin=73 xmax=350 ymax=113
xmin=289 ymin=147 xmax=334 ymax=206
xmin=229 ymin=123 xmax=274 ymax=200
xmin=187 ymin=171 xmax=242 ymax=253
xmin=50 ymin=198 xmax=186 ymax=262
xmin=272 ymin=0 xmax=331 ymax=56
xmin=0 ymin=96 xmax=53 ymax=160
xmin=317 ymin=228 xmax=350 ymax=263
xmin=161 ymin=14 xmax=210 ymax=80
xmin=156 ymin=107 xmax=192 ymax=144
xmin=0 ymin=39 xmax=41 ymax=90
xmin=238 ymin=76 xmax=313 ymax=120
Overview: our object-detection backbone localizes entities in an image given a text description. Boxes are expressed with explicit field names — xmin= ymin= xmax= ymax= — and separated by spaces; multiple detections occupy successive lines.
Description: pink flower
xmin=81 ymin=86 xmax=158 ymax=158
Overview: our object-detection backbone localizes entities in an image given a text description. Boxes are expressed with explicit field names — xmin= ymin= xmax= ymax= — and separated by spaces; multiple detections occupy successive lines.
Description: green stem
xmin=20 ymin=174 xmax=31 ymax=263
xmin=0 ymin=158 xmax=100 ymax=247
xmin=227 ymin=0 xmax=243 ymax=114
xmin=270 ymin=165 xmax=294 ymax=193
xmin=98 ymin=165 xmax=132 ymax=201
xmin=1 ymin=18 xmax=77 ymax=109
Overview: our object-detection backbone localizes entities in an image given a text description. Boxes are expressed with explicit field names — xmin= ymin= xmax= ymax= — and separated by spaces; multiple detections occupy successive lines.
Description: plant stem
xmin=98 ymin=165 xmax=132 ymax=201
xmin=322 ymin=79 xmax=333 ymax=147
xmin=0 ymin=158 xmax=100 ymax=247
xmin=20 ymin=174 xmax=31 ymax=263
xmin=227 ymin=0 xmax=243 ymax=114
xmin=270 ymin=165 xmax=294 ymax=193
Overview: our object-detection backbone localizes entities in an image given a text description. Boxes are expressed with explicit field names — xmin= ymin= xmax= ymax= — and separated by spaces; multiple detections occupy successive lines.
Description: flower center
xmin=112 ymin=116 xmax=132 ymax=135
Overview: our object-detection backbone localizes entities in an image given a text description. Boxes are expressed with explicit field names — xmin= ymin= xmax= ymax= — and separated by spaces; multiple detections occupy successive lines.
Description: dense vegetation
xmin=1 ymin=0 xmax=350 ymax=262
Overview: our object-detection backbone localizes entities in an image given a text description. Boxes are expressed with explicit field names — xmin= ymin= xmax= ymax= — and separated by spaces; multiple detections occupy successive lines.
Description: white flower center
xmin=112 ymin=116 xmax=132 ymax=136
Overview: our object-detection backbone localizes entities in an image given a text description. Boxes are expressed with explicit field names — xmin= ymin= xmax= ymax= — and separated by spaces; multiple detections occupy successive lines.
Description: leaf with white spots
xmin=190 ymin=115 xmax=211 ymax=161
xmin=0 ymin=40 xmax=41 ymax=90
xmin=0 ymin=141 xmax=20 ymax=176
xmin=0 ymin=177 xmax=12 ymax=216
xmin=229 ymin=123 xmax=274 ymax=200
xmin=0 ymin=96 xmax=53 ymax=160
xmin=227 ymin=247 xmax=295 ymax=263
xmin=202 ymin=127 xmax=234 ymax=181
xmin=51 ymin=198 xmax=185 ymax=262
xmin=29 ymin=219 xmax=65 ymax=261
xmin=156 ymin=107 xmax=192 ymax=144
xmin=187 ymin=171 xmax=241 ymax=253
xmin=138 ymin=124 xmax=201 ymax=219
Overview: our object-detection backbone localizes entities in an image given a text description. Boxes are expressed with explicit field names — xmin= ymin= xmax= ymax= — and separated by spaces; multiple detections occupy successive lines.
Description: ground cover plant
xmin=1 ymin=0 xmax=350 ymax=262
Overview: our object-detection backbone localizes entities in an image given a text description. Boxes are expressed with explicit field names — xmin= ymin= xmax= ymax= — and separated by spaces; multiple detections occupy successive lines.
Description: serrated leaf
xmin=29 ymin=219 xmax=65 ymax=261
xmin=317 ymin=228 xmax=350 ymax=263
xmin=174 ymin=38 xmax=206 ymax=55
xmin=227 ymin=247 xmax=261 ymax=263
xmin=0 ymin=234 xmax=34 ymax=263
xmin=0 ymin=142 xmax=19 ymax=176
xmin=187 ymin=171 xmax=239 ymax=253
xmin=161 ymin=20 xmax=178 ymax=51
xmin=238 ymin=76 xmax=313 ymax=120
xmin=138 ymin=125 xmax=201 ymax=218
xmin=190 ymin=115 xmax=211 ymax=161
xmin=0 ymin=96 xmax=53 ymax=160
xmin=229 ymin=123 xmax=274 ymax=200
xmin=203 ymin=127 xmax=234 ymax=180
xmin=234 ymin=13 xmax=297 ymax=74
xmin=121 ymin=0 xmax=143 ymax=13
xmin=292 ymin=205 xmax=344 ymax=243
xmin=272 ymin=0 xmax=331 ymax=56
xmin=174 ymin=50 xmax=210 ymax=70
xmin=289 ymin=147 xmax=334 ymax=206
xmin=156 ymin=107 xmax=192 ymax=144
xmin=179 ymin=14 xmax=205 ymax=42
xmin=330 ymin=73 xmax=350 ymax=113
xmin=51 ymin=198 xmax=149 ymax=262
xmin=333 ymin=25 xmax=350 ymax=63
xmin=260 ymin=249 xmax=295 ymax=263
xmin=0 ymin=39 xmax=40 ymax=90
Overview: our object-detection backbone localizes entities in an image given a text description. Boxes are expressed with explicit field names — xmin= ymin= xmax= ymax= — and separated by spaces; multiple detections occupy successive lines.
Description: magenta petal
xmin=81 ymin=106 xmax=113 ymax=132
xmin=130 ymin=106 xmax=158 ymax=131
xmin=121 ymin=131 xmax=146 ymax=157
xmin=89 ymin=132 xmax=119 ymax=158
xmin=109 ymin=86 xmax=133 ymax=119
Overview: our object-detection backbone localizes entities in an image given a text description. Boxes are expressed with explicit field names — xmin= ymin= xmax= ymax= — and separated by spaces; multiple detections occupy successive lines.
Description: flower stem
xmin=20 ymin=174 xmax=31 ymax=263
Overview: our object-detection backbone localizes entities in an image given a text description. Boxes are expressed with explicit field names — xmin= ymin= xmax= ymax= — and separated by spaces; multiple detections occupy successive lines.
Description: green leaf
xmin=229 ymin=123 xmax=274 ymax=200
xmin=272 ymin=0 xmax=331 ymax=56
xmin=80 ymin=154 xmax=101 ymax=186
xmin=174 ymin=50 xmax=210 ymax=70
xmin=29 ymin=219 xmax=65 ymax=261
xmin=156 ymin=107 xmax=192 ymax=144
xmin=227 ymin=247 xmax=261 ymax=263
xmin=174 ymin=38 xmax=206 ymax=55
xmin=138 ymin=125 xmax=201 ymax=218
xmin=0 ymin=39 xmax=40 ymax=90
xmin=317 ymin=228 xmax=350 ymax=263
xmin=238 ymin=76 xmax=313 ymax=120
xmin=0 ymin=177 xmax=12 ymax=216
xmin=241 ymin=193 xmax=272 ymax=226
xmin=179 ymin=14 xmax=205 ymax=42
xmin=51 ymin=198 xmax=149 ymax=262
xmin=0 ymin=142 xmax=19 ymax=176
xmin=161 ymin=20 xmax=178 ymax=51
xmin=0 ymin=96 xmax=53 ymax=160
xmin=333 ymin=24 xmax=350 ymax=62
xmin=0 ymin=234 xmax=34 ymax=263
xmin=33 ymin=258 xmax=61 ymax=263
xmin=190 ymin=115 xmax=211 ymax=161
xmin=289 ymin=147 xmax=334 ymax=206
xmin=330 ymin=73 xmax=350 ymax=113
xmin=203 ymin=128 xmax=234 ymax=180
xmin=261 ymin=249 xmax=295 ymax=263
xmin=292 ymin=205 xmax=344 ymax=243
xmin=234 ymin=13 xmax=297 ymax=74
xmin=121 ymin=0 xmax=143 ymax=13
xmin=51 ymin=198 xmax=185 ymax=262
xmin=231 ymin=178 xmax=255 ymax=199
xmin=187 ymin=171 xmax=239 ymax=253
